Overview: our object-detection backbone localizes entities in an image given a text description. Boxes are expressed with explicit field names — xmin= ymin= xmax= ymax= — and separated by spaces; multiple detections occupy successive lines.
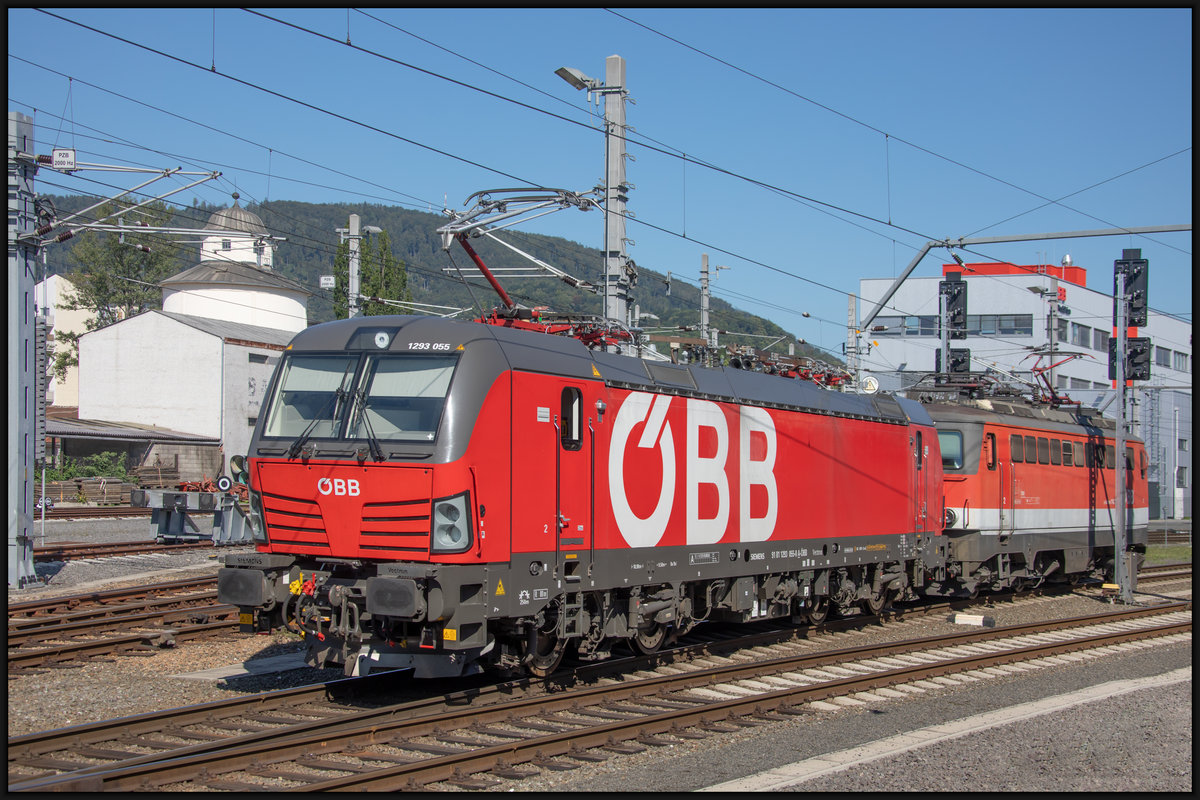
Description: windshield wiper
xmin=287 ymin=362 xmax=355 ymax=459
xmin=353 ymin=388 xmax=386 ymax=462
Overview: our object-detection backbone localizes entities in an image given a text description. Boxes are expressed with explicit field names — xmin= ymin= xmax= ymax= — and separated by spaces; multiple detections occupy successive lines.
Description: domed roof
xmin=203 ymin=193 xmax=268 ymax=236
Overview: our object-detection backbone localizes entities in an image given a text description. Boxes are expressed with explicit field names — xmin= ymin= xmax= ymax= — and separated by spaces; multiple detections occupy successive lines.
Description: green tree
xmin=51 ymin=200 xmax=185 ymax=379
xmin=332 ymin=227 xmax=412 ymax=318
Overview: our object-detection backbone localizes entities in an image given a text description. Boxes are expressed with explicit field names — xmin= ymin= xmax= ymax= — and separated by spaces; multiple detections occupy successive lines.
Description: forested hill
xmin=40 ymin=194 xmax=835 ymax=363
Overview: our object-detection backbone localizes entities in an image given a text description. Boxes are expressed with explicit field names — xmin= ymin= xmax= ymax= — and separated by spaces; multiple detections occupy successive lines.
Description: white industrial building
xmin=69 ymin=196 xmax=310 ymax=478
xmin=34 ymin=272 xmax=93 ymax=409
xmin=859 ymin=257 xmax=1191 ymax=519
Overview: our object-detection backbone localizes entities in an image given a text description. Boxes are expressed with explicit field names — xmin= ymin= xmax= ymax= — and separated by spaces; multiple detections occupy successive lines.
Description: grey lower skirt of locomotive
xmin=217 ymin=527 xmax=1144 ymax=679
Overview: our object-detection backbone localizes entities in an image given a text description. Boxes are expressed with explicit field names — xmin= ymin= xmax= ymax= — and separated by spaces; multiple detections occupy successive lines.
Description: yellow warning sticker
xmin=592 ymin=364 xmax=602 ymax=378
xmin=496 ymin=579 xmax=506 ymax=596
xmin=443 ymin=628 xmax=457 ymax=641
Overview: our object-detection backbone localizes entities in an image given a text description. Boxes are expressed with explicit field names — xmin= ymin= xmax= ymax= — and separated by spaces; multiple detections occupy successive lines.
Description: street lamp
xmin=556 ymin=57 xmax=632 ymax=333
xmin=554 ymin=66 xmax=599 ymax=91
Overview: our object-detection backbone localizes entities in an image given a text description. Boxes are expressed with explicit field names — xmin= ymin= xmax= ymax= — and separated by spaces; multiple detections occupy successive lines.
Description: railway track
xmin=33 ymin=540 xmax=219 ymax=562
xmin=7 ymin=577 xmax=237 ymax=673
xmin=7 ymin=563 xmax=1187 ymax=675
xmin=1135 ymin=562 xmax=1192 ymax=584
xmin=38 ymin=507 xmax=154 ymax=520
xmin=7 ymin=601 xmax=1189 ymax=792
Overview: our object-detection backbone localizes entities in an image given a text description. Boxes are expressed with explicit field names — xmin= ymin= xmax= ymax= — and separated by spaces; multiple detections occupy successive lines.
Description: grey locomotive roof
xmin=921 ymin=397 xmax=1129 ymax=439
xmin=285 ymin=315 xmax=930 ymax=426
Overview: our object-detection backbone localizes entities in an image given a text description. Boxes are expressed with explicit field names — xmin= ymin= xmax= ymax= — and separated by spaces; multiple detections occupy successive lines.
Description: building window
xmin=1179 ymin=439 xmax=1189 ymax=452
xmin=1070 ymin=377 xmax=1090 ymax=390
xmin=876 ymin=313 xmax=1032 ymax=337
xmin=221 ymin=239 xmax=232 ymax=251
xmin=1178 ymin=466 xmax=1189 ymax=489
xmin=248 ymin=353 xmax=269 ymax=364
xmin=1172 ymin=351 xmax=1188 ymax=372
xmin=998 ymin=314 xmax=1033 ymax=336
xmin=965 ymin=314 xmax=1033 ymax=337
xmin=248 ymin=416 xmax=258 ymax=427
xmin=1070 ymin=322 xmax=1091 ymax=347
xmin=872 ymin=316 xmax=903 ymax=336
xmin=1156 ymin=346 xmax=1172 ymax=367
xmin=1093 ymin=329 xmax=1110 ymax=352
xmin=1056 ymin=318 xmax=1069 ymax=343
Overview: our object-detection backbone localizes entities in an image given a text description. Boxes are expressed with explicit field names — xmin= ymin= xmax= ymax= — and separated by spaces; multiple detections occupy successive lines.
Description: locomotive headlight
xmin=248 ymin=490 xmax=268 ymax=543
xmin=431 ymin=492 xmax=472 ymax=554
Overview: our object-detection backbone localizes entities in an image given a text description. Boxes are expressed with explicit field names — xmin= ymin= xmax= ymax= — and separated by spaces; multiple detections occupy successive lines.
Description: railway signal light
xmin=936 ymin=347 xmax=971 ymax=373
xmin=1113 ymin=250 xmax=1149 ymax=328
xmin=940 ymin=273 xmax=968 ymax=340
xmin=1108 ymin=336 xmax=1152 ymax=382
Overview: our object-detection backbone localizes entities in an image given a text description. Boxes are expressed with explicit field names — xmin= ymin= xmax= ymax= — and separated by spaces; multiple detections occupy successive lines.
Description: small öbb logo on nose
xmin=317 ymin=477 xmax=360 ymax=496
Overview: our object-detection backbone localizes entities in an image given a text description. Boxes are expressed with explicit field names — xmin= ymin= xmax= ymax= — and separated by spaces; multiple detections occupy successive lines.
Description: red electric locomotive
xmin=218 ymin=313 xmax=945 ymax=678
xmin=919 ymin=396 xmax=1148 ymax=595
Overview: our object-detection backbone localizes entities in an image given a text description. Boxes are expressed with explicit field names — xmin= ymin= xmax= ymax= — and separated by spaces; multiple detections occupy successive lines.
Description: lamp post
xmin=556 ymin=56 xmax=633 ymax=332
xmin=336 ymin=214 xmax=382 ymax=317
xmin=1027 ymin=281 xmax=1062 ymax=388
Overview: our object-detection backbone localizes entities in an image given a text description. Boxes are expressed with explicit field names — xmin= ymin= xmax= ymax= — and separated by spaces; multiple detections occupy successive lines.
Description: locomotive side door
xmin=510 ymin=377 xmax=593 ymax=640
xmin=914 ymin=429 xmax=928 ymax=532
xmin=554 ymin=384 xmax=593 ymax=580
xmin=998 ymin=431 xmax=1017 ymax=537
xmin=553 ymin=383 xmax=593 ymax=641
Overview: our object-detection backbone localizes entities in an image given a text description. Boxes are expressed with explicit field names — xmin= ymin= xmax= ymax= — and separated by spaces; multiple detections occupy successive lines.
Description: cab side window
xmin=560 ymin=387 xmax=582 ymax=451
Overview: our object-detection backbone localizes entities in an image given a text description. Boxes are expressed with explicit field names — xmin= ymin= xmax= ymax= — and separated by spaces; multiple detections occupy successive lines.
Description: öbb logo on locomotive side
xmin=608 ymin=392 xmax=778 ymax=548
xmin=317 ymin=477 xmax=361 ymax=497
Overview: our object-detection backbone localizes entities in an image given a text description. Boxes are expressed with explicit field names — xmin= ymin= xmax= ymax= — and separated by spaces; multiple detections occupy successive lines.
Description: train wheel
xmin=860 ymin=586 xmax=896 ymax=616
xmin=859 ymin=591 xmax=886 ymax=616
xmin=632 ymin=623 xmax=667 ymax=655
xmin=524 ymin=631 xmax=566 ymax=678
xmin=805 ymin=597 xmax=830 ymax=625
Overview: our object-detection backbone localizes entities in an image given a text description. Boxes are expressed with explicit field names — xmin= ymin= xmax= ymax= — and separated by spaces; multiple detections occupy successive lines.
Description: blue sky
xmin=8 ymin=8 xmax=1192 ymax=356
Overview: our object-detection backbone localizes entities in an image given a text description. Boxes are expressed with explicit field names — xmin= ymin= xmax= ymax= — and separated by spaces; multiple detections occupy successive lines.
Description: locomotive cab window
xmin=560 ymin=387 xmax=583 ymax=451
xmin=262 ymin=352 xmax=457 ymax=444
xmin=262 ymin=354 xmax=358 ymax=439
xmin=346 ymin=355 xmax=456 ymax=442
xmin=937 ymin=430 xmax=963 ymax=470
